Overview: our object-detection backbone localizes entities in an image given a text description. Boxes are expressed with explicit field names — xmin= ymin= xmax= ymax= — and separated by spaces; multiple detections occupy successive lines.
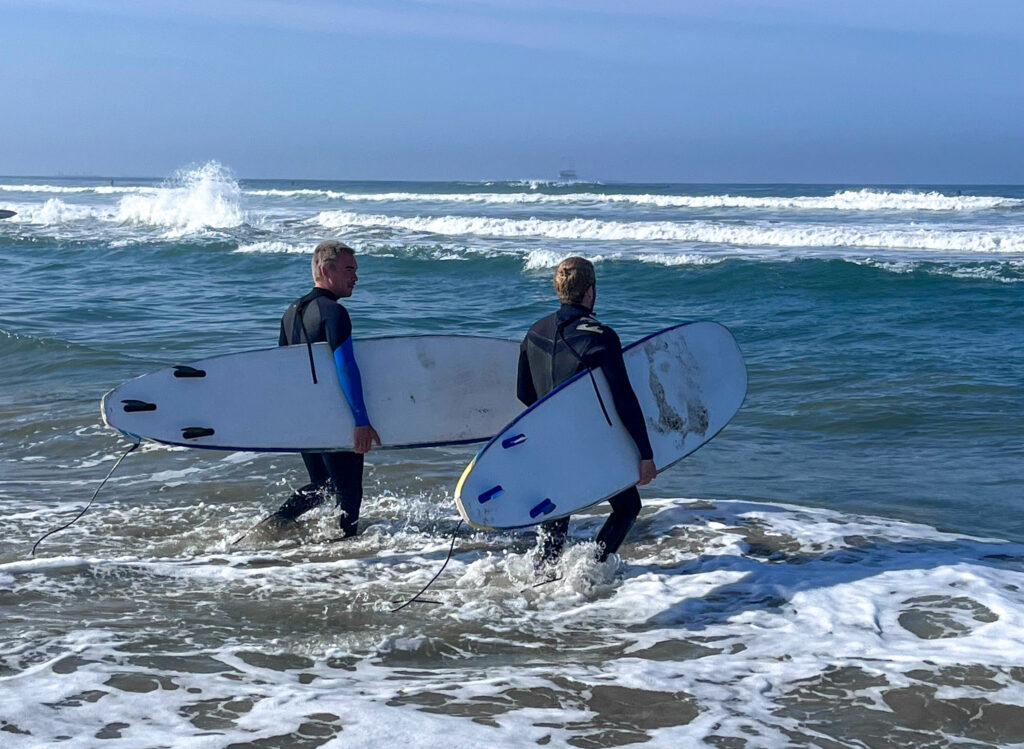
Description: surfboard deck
xmin=102 ymin=336 xmax=522 ymax=451
xmin=454 ymin=322 xmax=746 ymax=529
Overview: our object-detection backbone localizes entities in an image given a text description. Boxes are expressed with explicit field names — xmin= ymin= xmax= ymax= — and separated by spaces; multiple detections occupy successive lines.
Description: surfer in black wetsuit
xmin=271 ymin=240 xmax=381 ymax=537
xmin=518 ymin=257 xmax=656 ymax=566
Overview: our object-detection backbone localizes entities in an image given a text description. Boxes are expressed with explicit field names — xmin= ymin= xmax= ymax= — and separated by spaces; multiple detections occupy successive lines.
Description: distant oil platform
xmin=558 ymin=158 xmax=578 ymax=182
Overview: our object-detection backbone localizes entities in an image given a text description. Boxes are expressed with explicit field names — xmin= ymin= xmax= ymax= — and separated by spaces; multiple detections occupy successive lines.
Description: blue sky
xmin=2 ymin=0 xmax=1022 ymax=182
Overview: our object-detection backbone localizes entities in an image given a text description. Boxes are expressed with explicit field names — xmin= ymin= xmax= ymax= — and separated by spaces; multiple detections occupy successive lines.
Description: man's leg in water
xmin=595 ymin=487 xmax=641 ymax=562
xmin=274 ymin=453 xmax=332 ymax=521
xmin=536 ymin=516 xmax=570 ymax=568
xmin=322 ymin=451 xmax=363 ymax=537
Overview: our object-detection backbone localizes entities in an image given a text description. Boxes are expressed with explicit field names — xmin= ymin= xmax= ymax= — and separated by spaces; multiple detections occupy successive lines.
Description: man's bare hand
xmin=637 ymin=459 xmax=656 ymax=486
xmin=353 ymin=425 xmax=382 ymax=454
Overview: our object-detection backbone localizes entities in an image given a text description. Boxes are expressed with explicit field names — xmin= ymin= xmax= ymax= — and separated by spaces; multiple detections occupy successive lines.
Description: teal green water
xmin=2 ymin=172 xmax=1021 ymax=538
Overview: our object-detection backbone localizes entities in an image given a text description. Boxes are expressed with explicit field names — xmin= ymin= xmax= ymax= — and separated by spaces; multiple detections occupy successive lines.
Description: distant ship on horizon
xmin=558 ymin=158 xmax=578 ymax=181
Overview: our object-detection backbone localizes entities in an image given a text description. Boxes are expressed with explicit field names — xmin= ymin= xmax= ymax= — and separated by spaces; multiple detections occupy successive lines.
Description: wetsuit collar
xmin=308 ymin=286 xmax=339 ymax=302
xmin=556 ymin=303 xmax=594 ymax=324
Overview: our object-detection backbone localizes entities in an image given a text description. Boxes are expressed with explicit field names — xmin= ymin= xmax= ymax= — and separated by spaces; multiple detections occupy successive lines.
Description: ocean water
xmin=1 ymin=163 xmax=1023 ymax=747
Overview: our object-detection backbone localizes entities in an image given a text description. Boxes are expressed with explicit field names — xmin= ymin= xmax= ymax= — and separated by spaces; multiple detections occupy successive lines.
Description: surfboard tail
xmin=454 ymin=455 xmax=494 ymax=530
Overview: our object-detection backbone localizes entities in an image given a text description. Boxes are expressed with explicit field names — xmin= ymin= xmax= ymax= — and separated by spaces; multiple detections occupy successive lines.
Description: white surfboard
xmin=455 ymin=322 xmax=746 ymax=529
xmin=101 ymin=336 xmax=523 ymax=451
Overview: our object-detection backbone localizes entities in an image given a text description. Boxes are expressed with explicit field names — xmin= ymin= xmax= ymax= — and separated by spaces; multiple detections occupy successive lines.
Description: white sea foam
xmin=115 ymin=162 xmax=246 ymax=235
xmin=0 ymin=184 xmax=158 ymax=195
xmin=4 ymin=163 xmax=248 ymax=238
xmin=3 ymin=498 xmax=1023 ymax=746
xmin=523 ymin=249 xmax=719 ymax=270
xmin=234 ymin=240 xmax=307 ymax=254
xmin=317 ymin=210 xmax=1024 ymax=254
xmin=249 ymin=187 xmax=1022 ymax=212
xmin=854 ymin=258 xmax=1024 ymax=284
xmin=14 ymin=198 xmax=107 ymax=224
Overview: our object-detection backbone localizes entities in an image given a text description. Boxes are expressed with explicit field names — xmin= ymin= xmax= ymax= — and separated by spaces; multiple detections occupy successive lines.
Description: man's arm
xmin=517 ymin=343 xmax=538 ymax=406
xmin=326 ymin=305 xmax=381 ymax=452
xmin=333 ymin=338 xmax=369 ymax=427
xmin=594 ymin=329 xmax=654 ymax=463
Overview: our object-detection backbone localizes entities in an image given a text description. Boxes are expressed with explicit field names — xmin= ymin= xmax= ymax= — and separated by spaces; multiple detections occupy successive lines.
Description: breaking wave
xmin=316 ymin=210 xmax=1024 ymax=254
xmin=4 ymin=163 xmax=247 ymax=237
xmin=248 ymin=188 xmax=1022 ymax=212
xmin=115 ymin=162 xmax=245 ymax=234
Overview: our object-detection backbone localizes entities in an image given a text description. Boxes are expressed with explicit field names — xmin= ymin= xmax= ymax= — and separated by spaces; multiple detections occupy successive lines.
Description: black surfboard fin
xmin=121 ymin=399 xmax=157 ymax=412
xmin=173 ymin=365 xmax=206 ymax=378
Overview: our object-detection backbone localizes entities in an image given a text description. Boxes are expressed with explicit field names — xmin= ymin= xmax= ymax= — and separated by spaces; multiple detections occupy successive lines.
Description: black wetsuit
xmin=274 ymin=287 xmax=363 ymax=536
xmin=518 ymin=303 xmax=653 ymax=563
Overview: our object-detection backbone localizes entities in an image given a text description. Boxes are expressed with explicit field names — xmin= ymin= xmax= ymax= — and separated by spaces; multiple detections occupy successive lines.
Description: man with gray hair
xmin=517 ymin=257 xmax=656 ymax=567
xmin=271 ymin=240 xmax=381 ymax=537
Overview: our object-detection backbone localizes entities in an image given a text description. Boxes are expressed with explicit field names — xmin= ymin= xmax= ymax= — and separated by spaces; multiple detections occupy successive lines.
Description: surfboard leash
xmin=390 ymin=519 xmax=463 ymax=612
xmin=31 ymin=438 xmax=141 ymax=556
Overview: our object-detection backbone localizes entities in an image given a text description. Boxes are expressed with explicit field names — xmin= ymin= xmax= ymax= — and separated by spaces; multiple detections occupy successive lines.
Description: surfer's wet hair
xmin=553 ymin=257 xmax=596 ymax=304
xmin=312 ymin=240 xmax=355 ymax=282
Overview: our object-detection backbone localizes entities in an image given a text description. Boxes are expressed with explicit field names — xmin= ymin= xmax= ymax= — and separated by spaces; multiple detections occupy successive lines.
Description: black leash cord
xmin=31 ymin=439 xmax=141 ymax=556
xmin=391 ymin=520 xmax=463 ymax=612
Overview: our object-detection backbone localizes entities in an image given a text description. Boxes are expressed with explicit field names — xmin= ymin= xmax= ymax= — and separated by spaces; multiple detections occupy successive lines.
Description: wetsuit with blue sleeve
xmin=273 ymin=287 xmax=368 ymax=535
xmin=517 ymin=303 xmax=654 ymax=564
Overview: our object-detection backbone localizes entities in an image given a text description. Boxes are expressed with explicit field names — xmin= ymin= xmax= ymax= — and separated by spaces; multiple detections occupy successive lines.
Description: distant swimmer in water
xmin=269 ymin=240 xmax=381 ymax=537
xmin=517 ymin=257 xmax=656 ymax=567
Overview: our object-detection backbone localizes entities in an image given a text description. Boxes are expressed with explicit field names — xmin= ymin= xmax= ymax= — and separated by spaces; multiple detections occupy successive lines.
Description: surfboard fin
xmin=173 ymin=365 xmax=206 ymax=378
xmin=478 ymin=485 xmax=504 ymax=503
xmin=181 ymin=427 xmax=215 ymax=439
xmin=530 ymin=499 xmax=556 ymax=519
xmin=121 ymin=399 xmax=157 ymax=412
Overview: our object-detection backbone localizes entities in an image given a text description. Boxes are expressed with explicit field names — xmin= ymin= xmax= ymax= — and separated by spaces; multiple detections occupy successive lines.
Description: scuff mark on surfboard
xmin=644 ymin=340 xmax=686 ymax=437
xmin=647 ymin=368 xmax=686 ymax=435
xmin=644 ymin=338 xmax=709 ymax=441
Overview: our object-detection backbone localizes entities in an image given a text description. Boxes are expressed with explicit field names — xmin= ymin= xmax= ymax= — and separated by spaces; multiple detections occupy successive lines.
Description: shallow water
xmin=1 ymin=166 xmax=1022 ymax=746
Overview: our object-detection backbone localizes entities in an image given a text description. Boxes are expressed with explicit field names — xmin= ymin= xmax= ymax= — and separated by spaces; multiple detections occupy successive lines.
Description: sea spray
xmin=116 ymin=161 xmax=246 ymax=235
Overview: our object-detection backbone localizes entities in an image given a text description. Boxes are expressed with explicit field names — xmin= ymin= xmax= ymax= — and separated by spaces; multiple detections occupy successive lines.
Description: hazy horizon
xmin=3 ymin=1 xmax=1023 ymax=183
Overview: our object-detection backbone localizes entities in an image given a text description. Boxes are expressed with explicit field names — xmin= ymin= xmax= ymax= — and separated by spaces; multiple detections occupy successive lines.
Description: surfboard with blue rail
xmin=454 ymin=322 xmax=746 ymax=529
xmin=102 ymin=336 xmax=522 ymax=452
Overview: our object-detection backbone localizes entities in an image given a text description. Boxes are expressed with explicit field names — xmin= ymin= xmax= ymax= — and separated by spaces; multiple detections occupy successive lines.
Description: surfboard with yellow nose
xmin=455 ymin=322 xmax=746 ymax=529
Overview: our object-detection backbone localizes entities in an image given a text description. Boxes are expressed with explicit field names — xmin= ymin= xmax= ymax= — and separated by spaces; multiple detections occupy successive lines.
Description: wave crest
xmin=250 ymin=187 xmax=1021 ymax=212
xmin=316 ymin=211 xmax=1024 ymax=254
xmin=115 ymin=162 xmax=246 ymax=234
